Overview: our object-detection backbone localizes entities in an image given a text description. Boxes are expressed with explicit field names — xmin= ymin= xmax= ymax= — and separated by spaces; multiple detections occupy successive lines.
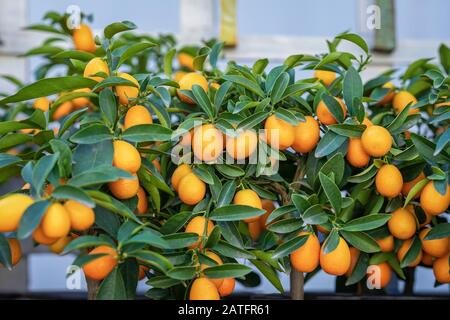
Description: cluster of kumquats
xmin=0 ymin=12 xmax=449 ymax=300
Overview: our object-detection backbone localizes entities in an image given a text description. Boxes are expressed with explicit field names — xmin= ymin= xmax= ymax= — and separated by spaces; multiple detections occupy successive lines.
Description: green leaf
xmin=302 ymin=204 xmax=328 ymax=225
xmin=222 ymin=74 xmax=265 ymax=98
xmin=322 ymin=229 xmax=340 ymax=254
xmin=0 ymin=154 xmax=22 ymax=169
xmin=342 ymin=214 xmax=391 ymax=232
xmin=167 ymin=266 xmax=197 ymax=280
xmin=403 ymin=178 xmax=428 ymax=207
xmin=52 ymin=50 xmax=95 ymax=61
xmin=345 ymin=252 xmax=369 ymax=286
xmin=17 ymin=200 xmax=51 ymax=239
xmin=0 ymin=234 xmax=12 ymax=270
xmin=72 ymin=140 xmax=113 ymax=175
xmin=336 ymin=33 xmax=369 ymax=54
xmin=0 ymin=134 xmax=32 ymax=152
xmin=117 ymin=42 xmax=156 ymax=68
xmin=252 ymin=58 xmax=269 ymax=74
xmin=159 ymin=212 xmax=192 ymax=235
xmin=96 ymin=267 xmax=127 ymax=300
xmin=424 ymin=224 xmax=450 ymax=240
xmin=217 ymin=180 xmax=236 ymax=207
xmin=161 ymin=233 xmax=198 ymax=249
xmin=343 ymin=66 xmax=363 ymax=116
xmin=99 ymin=88 xmax=117 ymax=127
xmin=322 ymin=94 xmax=344 ymax=123
xmin=104 ymin=21 xmax=137 ymax=39
xmin=272 ymin=234 xmax=308 ymax=259
xmin=163 ymin=48 xmax=176 ymax=77
xmin=92 ymin=76 xmax=137 ymax=92
xmin=328 ymin=124 xmax=365 ymax=137
xmin=236 ymin=112 xmax=268 ymax=131
xmin=249 ymin=260 xmax=284 ymax=293
xmin=315 ymin=131 xmax=347 ymax=158
xmin=203 ymin=263 xmax=252 ymax=279
xmin=215 ymin=164 xmax=245 ymax=177
xmin=438 ymin=43 xmax=450 ymax=74
xmin=70 ymin=124 xmax=113 ymax=144
xmin=214 ymin=240 xmax=255 ymax=259
xmin=51 ymin=185 xmax=95 ymax=208
xmin=270 ymin=72 xmax=289 ymax=104
xmin=319 ymin=172 xmax=342 ymax=214
xmin=400 ymin=236 xmax=422 ymax=268
xmin=209 ymin=205 xmax=266 ymax=221
xmin=266 ymin=205 xmax=296 ymax=224
xmin=0 ymin=77 xmax=97 ymax=104
xmin=340 ymin=230 xmax=380 ymax=253
xmin=32 ymin=153 xmax=59 ymax=196
xmin=191 ymin=84 xmax=214 ymax=118
xmin=267 ymin=218 xmax=303 ymax=234
xmin=146 ymin=276 xmax=181 ymax=289
xmin=58 ymin=108 xmax=89 ymax=137
xmin=125 ymin=229 xmax=169 ymax=249
xmin=122 ymin=124 xmax=172 ymax=143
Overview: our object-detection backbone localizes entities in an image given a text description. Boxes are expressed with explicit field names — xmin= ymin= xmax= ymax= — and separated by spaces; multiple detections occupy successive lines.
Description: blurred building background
xmin=0 ymin=0 xmax=449 ymax=297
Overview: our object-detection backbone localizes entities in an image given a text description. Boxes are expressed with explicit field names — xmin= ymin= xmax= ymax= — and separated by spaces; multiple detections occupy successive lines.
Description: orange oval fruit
xmin=64 ymin=200 xmax=95 ymax=231
xmin=41 ymin=203 xmax=71 ymax=238
xmin=393 ymin=90 xmax=419 ymax=114
xmin=201 ymin=251 xmax=224 ymax=288
xmin=112 ymin=140 xmax=141 ymax=173
xmin=178 ymin=173 xmax=206 ymax=205
xmin=73 ymin=23 xmax=96 ymax=53
xmin=361 ymin=125 xmax=392 ymax=157
xmin=83 ymin=245 xmax=118 ymax=281
xmin=419 ymin=228 xmax=450 ymax=258
xmin=420 ymin=181 xmax=450 ymax=216
xmin=136 ymin=186 xmax=148 ymax=214
xmin=292 ymin=116 xmax=320 ymax=153
xmin=397 ymin=239 xmax=422 ymax=267
xmin=2 ymin=239 xmax=22 ymax=266
xmin=177 ymin=73 xmax=208 ymax=104
xmin=33 ymin=225 xmax=58 ymax=245
xmin=33 ymin=97 xmax=51 ymax=112
xmin=185 ymin=216 xmax=214 ymax=249
xmin=171 ymin=164 xmax=192 ymax=192
xmin=264 ymin=115 xmax=295 ymax=150
xmin=189 ymin=277 xmax=220 ymax=300
xmin=49 ymin=236 xmax=72 ymax=255
xmin=174 ymin=71 xmax=187 ymax=83
xmin=319 ymin=237 xmax=351 ymax=276
xmin=375 ymin=164 xmax=403 ymax=198
xmin=402 ymin=172 xmax=426 ymax=199
xmin=388 ymin=208 xmax=417 ymax=240
xmin=84 ymin=57 xmax=109 ymax=82
xmin=346 ymin=138 xmax=370 ymax=168
xmin=433 ymin=254 xmax=450 ymax=283
xmin=226 ymin=130 xmax=258 ymax=160
xmin=376 ymin=235 xmax=395 ymax=252
xmin=218 ymin=278 xmax=235 ymax=297
xmin=116 ymin=73 xmax=139 ymax=105
xmin=248 ymin=221 xmax=262 ymax=241
xmin=366 ymin=262 xmax=392 ymax=288
xmin=233 ymin=189 xmax=262 ymax=223
xmin=192 ymin=124 xmax=223 ymax=162
xmin=316 ymin=97 xmax=346 ymax=125
xmin=421 ymin=252 xmax=434 ymax=266
xmin=290 ymin=232 xmax=320 ymax=273
xmin=123 ymin=105 xmax=153 ymax=130
xmin=52 ymin=101 xmax=74 ymax=121
xmin=108 ymin=174 xmax=140 ymax=200
xmin=0 ymin=194 xmax=34 ymax=232
xmin=71 ymin=88 xmax=91 ymax=109
xmin=314 ymin=70 xmax=336 ymax=86
xmin=178 ymin=53 xmax=195 ymax=71
xmin=260 ymin=199 xmax=276 ymax=230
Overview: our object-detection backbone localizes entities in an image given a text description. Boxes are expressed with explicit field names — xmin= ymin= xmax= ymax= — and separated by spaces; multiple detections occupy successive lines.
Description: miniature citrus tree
xmin=0 ymin=11 xmax=449 ymax=301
